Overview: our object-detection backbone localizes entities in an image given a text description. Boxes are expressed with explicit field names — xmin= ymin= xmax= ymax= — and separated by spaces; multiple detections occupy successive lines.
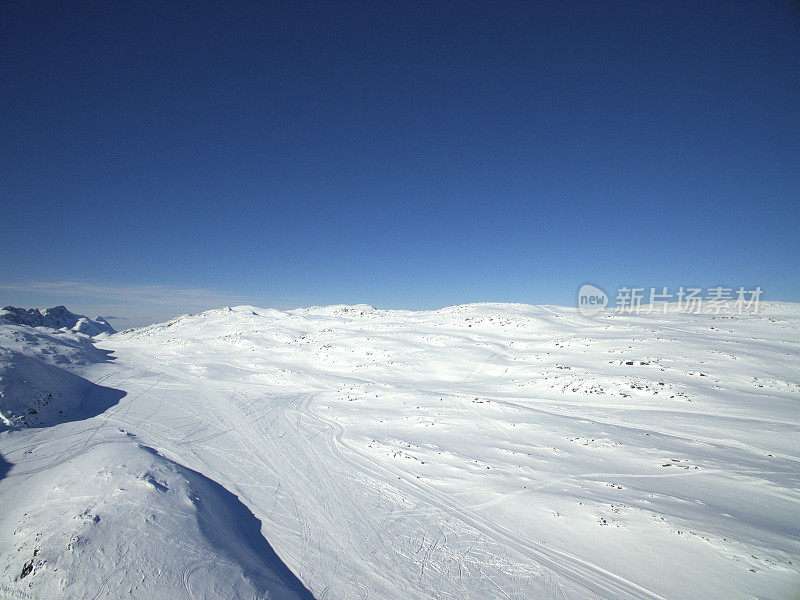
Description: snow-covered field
xmin=1 ymin=303 xmax=798 ymax=599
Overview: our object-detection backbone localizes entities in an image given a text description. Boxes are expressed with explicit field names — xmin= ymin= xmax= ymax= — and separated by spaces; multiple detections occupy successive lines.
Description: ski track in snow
xmin=1 ymin=302 xmax=799 ymax=599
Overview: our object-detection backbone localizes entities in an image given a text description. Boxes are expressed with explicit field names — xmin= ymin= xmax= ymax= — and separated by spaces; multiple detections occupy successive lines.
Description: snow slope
xmin=0 ymin=322 xmax=314 ymax=600
xmin=0 ymin=303 xmax=798 ymax=599
xmin=0 ymin=324 xmax=123 ymax=430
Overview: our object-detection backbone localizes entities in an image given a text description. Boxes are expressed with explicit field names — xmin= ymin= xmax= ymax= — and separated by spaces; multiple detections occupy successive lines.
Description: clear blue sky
xmin=2 ymin=1 xmax=798 ymax=326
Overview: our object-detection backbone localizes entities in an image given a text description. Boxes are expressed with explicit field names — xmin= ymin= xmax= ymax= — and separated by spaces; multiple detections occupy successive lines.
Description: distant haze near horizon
xmin=1 ymin=295 xmax=796 ymax=332
xmin=2 ymin=2 xmax=798 ymax=323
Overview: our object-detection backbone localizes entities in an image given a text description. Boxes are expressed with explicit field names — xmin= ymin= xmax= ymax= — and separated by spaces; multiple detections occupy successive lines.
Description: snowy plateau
xmin=0 ymin=303 xmax=798 ymax=600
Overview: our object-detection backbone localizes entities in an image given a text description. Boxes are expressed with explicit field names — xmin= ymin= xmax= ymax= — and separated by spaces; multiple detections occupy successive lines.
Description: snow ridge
xmin=0 ymin=305 xmax=116 ymax=336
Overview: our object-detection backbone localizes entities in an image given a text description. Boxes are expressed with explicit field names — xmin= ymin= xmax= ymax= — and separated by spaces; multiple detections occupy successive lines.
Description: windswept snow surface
xmin=1 ymin=303 xmax=799 ymax=599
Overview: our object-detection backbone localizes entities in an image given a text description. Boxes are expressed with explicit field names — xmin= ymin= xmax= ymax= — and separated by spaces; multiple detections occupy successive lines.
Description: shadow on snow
xmin=140 ymin=445 xmax=316 ymax=600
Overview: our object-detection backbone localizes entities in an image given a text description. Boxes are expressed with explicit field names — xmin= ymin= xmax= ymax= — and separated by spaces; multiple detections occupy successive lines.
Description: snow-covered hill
xmin=1 ymin=437 xmax=313 ymax=599
xmin=1 ymin=305 xmax=116 ymax=336
xmin=0 ymin=303 xmax=798 ymax=599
